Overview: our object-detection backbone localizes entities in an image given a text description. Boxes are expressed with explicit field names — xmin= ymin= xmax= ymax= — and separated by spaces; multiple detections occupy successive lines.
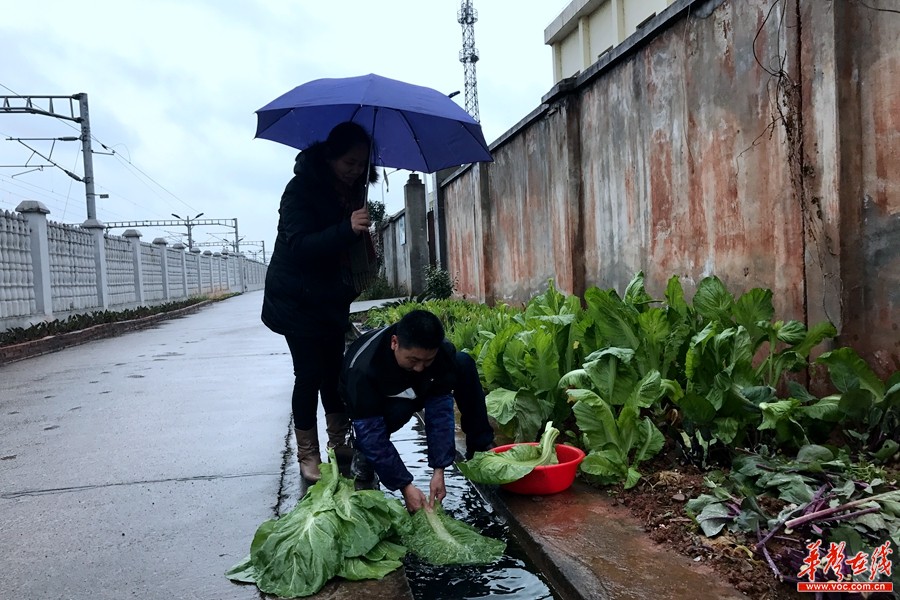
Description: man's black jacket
xmin=339 ymin=325 xmax=458 ymax=490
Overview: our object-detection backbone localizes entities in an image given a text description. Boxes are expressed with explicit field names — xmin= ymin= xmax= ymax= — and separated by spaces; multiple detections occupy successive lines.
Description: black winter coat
xmin=261 ymin=145 xmax=373 ymax=337
xmin=339 ymin=325 xmax=458 ymax=490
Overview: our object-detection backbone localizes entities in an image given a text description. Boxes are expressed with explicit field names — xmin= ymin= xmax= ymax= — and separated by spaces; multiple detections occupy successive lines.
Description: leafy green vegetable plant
xmin=368 ymin=274 xmax=888 ymax=509
xmin=583 ymin=272 xmax=693 ymax=381
xmin=814 ymin=347 xmax=900 ymax=460
xmin=477 ymin=281 xmax=595 ymax=441
xmin=667 ymin=276 xmax=837 ymax=450
xmin=684 ymin=445 xmax=899 ymax=588
xmin=562 ymin=365 xmax=666 ymax=489
xmin=362 ymin=297 xmax=518 ymax=358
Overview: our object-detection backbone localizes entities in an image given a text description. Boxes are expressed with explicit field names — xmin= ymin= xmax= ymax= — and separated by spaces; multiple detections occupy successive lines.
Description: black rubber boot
xmin=325 ymin=413 xmax=354 ymax=462
xmin=351 ymin=449 xmax=378 ymax=490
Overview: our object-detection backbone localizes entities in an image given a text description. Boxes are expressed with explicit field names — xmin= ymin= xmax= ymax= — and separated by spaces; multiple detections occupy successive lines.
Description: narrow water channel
xmin=387 ymin=419 xmax=559 ymax=600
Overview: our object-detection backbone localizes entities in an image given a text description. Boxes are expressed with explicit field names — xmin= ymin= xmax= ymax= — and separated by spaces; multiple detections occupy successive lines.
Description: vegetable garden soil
xmin=604 ymin=451 xmax=898 ymax=599
xmin=606 ymin=450 xmax=802 ymax=600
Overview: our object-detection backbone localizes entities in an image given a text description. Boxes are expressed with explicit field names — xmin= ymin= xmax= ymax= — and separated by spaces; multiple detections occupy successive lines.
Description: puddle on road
xmin=389 ymin=420 xmax=558 ymax=600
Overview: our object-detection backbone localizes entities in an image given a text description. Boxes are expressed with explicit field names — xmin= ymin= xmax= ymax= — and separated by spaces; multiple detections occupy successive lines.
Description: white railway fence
xmin=0 ymin=201 xmax=266 ymax=331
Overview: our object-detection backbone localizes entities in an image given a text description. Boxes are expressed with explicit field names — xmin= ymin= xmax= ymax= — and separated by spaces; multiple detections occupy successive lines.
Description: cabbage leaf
xmin=401 ymin=501 xmax=505 ymax=565
xmin=457 ymin=421 xmax=560 ymax=484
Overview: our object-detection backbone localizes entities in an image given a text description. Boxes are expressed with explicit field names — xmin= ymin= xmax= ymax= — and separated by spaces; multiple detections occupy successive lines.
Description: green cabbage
xmin=226 ymin=450 xmax=410 ymax=598
xmin=401 ymin=501 xmax=505 ymax=565
xmin=457 ymin=421 xmax=560 ymax=484
xmin=227 ymin=449 xmax=506 ymax=597
xmin=337 ymin=540 xmax=407 ymax=581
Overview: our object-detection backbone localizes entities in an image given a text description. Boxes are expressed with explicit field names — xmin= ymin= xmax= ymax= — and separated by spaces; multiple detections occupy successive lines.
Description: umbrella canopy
xmin=255 ymin=73 xmax=492 ymax=173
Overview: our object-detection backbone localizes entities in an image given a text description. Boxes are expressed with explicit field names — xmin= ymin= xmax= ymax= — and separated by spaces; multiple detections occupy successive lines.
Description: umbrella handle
xmin=363 ymin=123 xmax=375 ymax=211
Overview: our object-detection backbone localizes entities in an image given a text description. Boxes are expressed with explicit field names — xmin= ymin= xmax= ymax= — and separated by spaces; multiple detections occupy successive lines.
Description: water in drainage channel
xmin=386 ymin=418 xmax=559 ymax=600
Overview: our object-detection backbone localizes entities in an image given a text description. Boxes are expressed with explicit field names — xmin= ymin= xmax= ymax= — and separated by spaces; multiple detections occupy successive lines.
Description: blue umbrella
xmin=255 ymin=73 xmax=492 ymax=173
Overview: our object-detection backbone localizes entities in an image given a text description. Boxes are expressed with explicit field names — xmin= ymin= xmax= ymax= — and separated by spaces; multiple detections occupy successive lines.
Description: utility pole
xmin=77 ymin=94 xmax=99 ymax=224
xmin=1 ymin=93 xmax=101 ymax=224
xmin=233 ymin=218 xmax=241 ymax=262
xmin=458 ymin=0 xmax=481 ymax=122
xmin=171 ymin=212 xmax=204 ymax=250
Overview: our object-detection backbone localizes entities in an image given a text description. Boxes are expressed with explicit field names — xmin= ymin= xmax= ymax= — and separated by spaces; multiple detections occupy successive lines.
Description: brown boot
xmin=294 ymin=427 xmax=321 ymax=482
xmin=325 ymin=413 xmax=354 ymax=462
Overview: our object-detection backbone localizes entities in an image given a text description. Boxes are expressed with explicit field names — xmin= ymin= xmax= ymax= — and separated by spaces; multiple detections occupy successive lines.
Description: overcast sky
xmin=0 ymin=1 xmax=569 ymax=261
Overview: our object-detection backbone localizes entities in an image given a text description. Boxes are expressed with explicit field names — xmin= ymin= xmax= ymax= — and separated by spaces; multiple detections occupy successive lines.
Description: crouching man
xmin=339 ymin=309 xmax=495 ymax=512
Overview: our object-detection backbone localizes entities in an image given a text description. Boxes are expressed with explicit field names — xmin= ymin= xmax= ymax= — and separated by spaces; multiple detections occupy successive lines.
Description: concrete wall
xmin=380 ymin=210 xmax=410 ymax=296
xmin=0 ymin=202 xmax=267 ymax=331
xmin=830 ymin=0 xmax=900 ymax=374
xmin=443 ymin=0 xmax=899 ymax=378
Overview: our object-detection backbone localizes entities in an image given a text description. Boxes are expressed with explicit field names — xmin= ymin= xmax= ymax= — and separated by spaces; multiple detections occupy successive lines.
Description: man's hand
xmin=350 ymin=206 xmax=371 ymax=233
xmin=428 ymin=468 xmax=446 ymax=508
xmin=401 ymin=483 xmax=428 ymax=513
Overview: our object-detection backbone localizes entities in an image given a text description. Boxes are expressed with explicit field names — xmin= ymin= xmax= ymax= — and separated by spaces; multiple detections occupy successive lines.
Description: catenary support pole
xmin=77 ymin=93 xmax=100 ymax=224
xmin=234 ymin=218 xmax=245 ymax=291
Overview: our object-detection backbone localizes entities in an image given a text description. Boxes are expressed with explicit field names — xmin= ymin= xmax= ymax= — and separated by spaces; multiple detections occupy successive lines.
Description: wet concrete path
xmin=0 ymin=292 xmax=410 ymax=599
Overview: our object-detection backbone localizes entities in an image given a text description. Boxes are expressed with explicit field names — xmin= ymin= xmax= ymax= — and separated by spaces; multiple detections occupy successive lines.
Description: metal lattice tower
xmin=457 ymin=0 xmax=480 ymax=122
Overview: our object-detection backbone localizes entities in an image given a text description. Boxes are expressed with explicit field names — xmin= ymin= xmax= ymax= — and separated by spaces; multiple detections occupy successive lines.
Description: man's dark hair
xmin=395 ymin=310 xmax=444 ymax=350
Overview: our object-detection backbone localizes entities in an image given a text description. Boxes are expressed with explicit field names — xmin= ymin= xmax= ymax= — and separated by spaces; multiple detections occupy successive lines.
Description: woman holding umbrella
xmin=255 ymin=74 xmax=493 ymax=482
xmin=261 ymin=122 xmax=378 ymax=482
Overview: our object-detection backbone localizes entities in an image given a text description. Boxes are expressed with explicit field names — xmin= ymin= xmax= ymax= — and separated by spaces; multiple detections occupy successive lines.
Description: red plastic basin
xmin=491 ymin=443 xmax=586 ymax=495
